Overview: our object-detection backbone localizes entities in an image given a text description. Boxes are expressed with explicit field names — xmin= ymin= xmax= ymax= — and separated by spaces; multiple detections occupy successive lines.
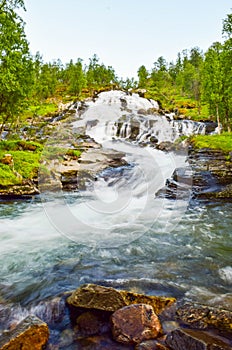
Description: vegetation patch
xmin=0 ymin=140 xmax=83 ymax=187
xmin=190 ymin=133 xmax=232 ymax=153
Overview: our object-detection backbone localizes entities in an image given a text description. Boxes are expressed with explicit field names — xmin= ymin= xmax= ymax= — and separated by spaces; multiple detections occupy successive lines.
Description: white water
xmin=0 ymin=91 xmax=231 ymax=320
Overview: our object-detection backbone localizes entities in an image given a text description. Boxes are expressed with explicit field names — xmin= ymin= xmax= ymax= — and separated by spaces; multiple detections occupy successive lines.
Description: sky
xmin=21 ymin=0 xmax=231 ymax=79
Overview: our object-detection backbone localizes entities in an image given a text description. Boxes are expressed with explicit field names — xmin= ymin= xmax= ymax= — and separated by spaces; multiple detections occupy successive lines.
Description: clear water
xmin=0 ymin=91 xmax=231 ymax=323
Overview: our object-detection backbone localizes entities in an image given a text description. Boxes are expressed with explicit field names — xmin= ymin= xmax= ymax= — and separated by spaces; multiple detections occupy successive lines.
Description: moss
xmin=0 ymin=163 xmax=22 ymax=186
xmin=190 ymin=133 xmax=232 ymax=153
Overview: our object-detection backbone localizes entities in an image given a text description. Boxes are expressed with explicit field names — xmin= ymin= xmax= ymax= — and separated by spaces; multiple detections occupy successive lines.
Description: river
xmin=0 ymin=91 xmax=231 ymax=326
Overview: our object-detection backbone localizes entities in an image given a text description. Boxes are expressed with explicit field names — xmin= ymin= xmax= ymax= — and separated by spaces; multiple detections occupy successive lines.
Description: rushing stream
xmin=0 ymin=91 xmax=232 ymax=329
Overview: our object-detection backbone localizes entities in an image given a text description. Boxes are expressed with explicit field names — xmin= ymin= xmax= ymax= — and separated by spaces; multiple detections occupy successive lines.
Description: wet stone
xmin=165 ymin=328 xmax=232 ymax=350
xmin=74 ymin=310 xmax=110 ymax=337
xmin=176 ymin=303 xmax=232 ymax=333
xmin=111 ymin=304 xmax=162 ymax=345
xmin=67 ymin=284 xmax=126 ymax=312
xmin=135 ymin=339 xmax=170 ymax=349
xmin=0 ymin=315 xmax=49 ymax=350
xmin=67 ymin=284 xmax=176 ymax=315
xmin=76 ymin=335 xmax=134 ymax=350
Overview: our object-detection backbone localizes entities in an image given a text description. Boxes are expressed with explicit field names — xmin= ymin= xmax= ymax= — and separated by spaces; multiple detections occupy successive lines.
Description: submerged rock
xmin=165 ymin=328 xmax=232 ymax=350
xmin=0 ymin=315 xmax=49 ymax=350
xmin=111 ymin=304 xmax=162 ymax=345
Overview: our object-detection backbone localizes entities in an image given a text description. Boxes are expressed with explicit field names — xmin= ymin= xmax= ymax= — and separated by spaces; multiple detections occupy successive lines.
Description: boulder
xmin=176 ymin=303 xmax=232 ymax=333
xmin=111 ymin=304 xmax=162 ymax=345
xmin=120 ymin=290 xmax=176 ymax=315
xmin=166 ymin=328 xmax=232 ymax=350
xmin=67 ymin=284 xmax=126 ymax=312
xmin=75 ymin=310 xmax=110 ymax=337
xmin=67 ymin=284 xmax=176 ymax=314
xmin=0 ymin=315 xmax=49 ymax=350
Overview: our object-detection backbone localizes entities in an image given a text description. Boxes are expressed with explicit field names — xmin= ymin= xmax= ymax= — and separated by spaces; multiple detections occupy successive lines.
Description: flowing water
xmin=0 ymin=91 xmax=232 ymax=328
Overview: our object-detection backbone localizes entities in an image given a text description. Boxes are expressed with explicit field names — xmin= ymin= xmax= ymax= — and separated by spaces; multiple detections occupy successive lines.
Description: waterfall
xmin=73 ymin=91 xmax=210 ymax=145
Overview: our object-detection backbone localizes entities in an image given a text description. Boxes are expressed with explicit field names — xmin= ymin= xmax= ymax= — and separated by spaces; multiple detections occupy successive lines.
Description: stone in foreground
xmin=67 ymin=284 xmax=126 ymax=312
xmin=0 ymin=315 xmax=49 ymax=350
xmin=176 ymin=303 xmax=232 ymax=333
xmin=166 ymin=328 xmax=232 ymax=350
xmin=111 ymin=304 xmax=162 ymax=345
xmin=67 ymin=284 xmax=176 ymax=314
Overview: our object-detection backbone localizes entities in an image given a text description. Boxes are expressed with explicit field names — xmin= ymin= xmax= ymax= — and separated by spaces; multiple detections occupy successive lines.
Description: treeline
xmin=137 ymin=36 xmax=232 ymax=131
xmin=0 ymin=0 xmax=232 ymax=132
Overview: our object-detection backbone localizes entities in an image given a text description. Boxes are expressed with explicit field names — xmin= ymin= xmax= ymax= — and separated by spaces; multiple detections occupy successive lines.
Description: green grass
xmin=190 ymin=132 xmax=232 ymax=153
xmin=22 ymin=102 xmax=58 ymax=121
xmin=0 ymin=163 xmax=22 ymax=186
xmin=0 ymin=140 xmax=82 ymax=187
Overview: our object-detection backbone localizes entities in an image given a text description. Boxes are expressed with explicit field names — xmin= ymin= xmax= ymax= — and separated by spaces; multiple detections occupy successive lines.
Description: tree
xmin=222 ymin=12 xmax=232 ymax=38
xmin=86 ymin=54 xmax=117 ymax=92
xmin=0 ymin=0 xmax=33 ymax=132
xmin=203 ymin=42 xmax=224 ymax=132
xmin=137 ymin=65 xmax=148 ymax=88
xmin=64 ymin=58 xmax=86 ymax=96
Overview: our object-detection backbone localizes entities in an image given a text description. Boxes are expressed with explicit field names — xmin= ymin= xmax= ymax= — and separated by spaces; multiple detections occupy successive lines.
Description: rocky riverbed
xmin=0 ymin=284 xmax=231 ymax=349
xmin=156 ymin=146 xmax=232 ymax=202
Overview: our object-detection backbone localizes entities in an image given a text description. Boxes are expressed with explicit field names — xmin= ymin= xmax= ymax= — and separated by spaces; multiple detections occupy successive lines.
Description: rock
xmin=59 ymin=328 xmax=74 ymax=348
xmin=176 ymin=303 xmax=232 ymax=333
xmin=165 ymin=328 xmax=232 ymax=350
xmin=156 ymin=142 xmax=175 ymax=152
xmin=136 ymin=340 xmax=170 ymax=349
xmin=150 ymin=136 xmax=159 ymax=144
xmin=120 ymin=290 xmax=176 ymax=315
xmin=67 ymin=284 xmax=176 ymax=315
xmin=76 ymin=335 xmax=134 ymax=349
xmin=75 ymin=310 xmax=110 ymax=337
xmin=129 ymin=120 xmax=140 ymax=141
xmin=111 ymin=304 xmax=162 ymax=345
xmin=67 ymin=284 xmax=126 ymax=312
xmin=0 ymin=154 xmax=13 ymax=165
xmin=156 ymin=147 xmax=232 ymax=201
xmin=0 ymin=315 xmax=49 ymax=350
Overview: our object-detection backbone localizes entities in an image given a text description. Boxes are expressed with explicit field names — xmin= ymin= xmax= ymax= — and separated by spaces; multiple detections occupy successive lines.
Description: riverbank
xmin=0 ymin=284 xmax=231 ymax=349
xmin=157 ymin=134 xmax=232 ymax=202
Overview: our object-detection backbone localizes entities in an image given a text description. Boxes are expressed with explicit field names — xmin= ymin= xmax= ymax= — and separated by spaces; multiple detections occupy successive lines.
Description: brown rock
xmin=120 ymin=290 xmax=176 ymax=315
xmin=75 ymin=310 xmax=110 ymax=336
xmin=0 ymin=315 xmax=49 ymax=350
xmin=165 ymin=328 xmax=232 ymax=350
xmin=67 ymin=284 xmax=126 ymax=312
xmin=111 ymin=304 xmax=162 ymax=345
xmin=1 ymin=154 xmax=13 ymax=165
xmin=176 ymin=303 xmax=232 ymax=333
xmin=67 ymin=284 xmax=176 ymax=315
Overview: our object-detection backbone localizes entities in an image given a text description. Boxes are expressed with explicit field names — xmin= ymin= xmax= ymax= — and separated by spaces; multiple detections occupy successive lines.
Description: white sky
xmin=22 ymin=0 xmax=231 ymax=79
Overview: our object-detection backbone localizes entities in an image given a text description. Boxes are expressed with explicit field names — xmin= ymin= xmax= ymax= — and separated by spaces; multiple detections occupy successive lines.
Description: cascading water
xmin=0 ymin=91 xmax=231 ymax=339
xmin=74 ymin=90 xmax=208 ymax=145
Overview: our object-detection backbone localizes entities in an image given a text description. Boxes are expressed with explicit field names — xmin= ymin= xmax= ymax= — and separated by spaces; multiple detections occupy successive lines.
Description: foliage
xmin=0 ymin=140 xmax=82 ymax=186
xmin=0 ymin=163 xmax=21 ymax=185
xmin=190 ymin=132 xmax=232 ymax=153
xmin=0 ymin=0 xmax=33 ymax=130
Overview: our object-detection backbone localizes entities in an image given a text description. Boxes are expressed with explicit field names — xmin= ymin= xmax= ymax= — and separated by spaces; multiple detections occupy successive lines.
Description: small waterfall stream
xmin=0 ymin=91 xmax=231 ymax=339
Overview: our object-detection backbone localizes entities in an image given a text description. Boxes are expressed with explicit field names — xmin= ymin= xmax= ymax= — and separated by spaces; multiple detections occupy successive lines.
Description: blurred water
xmin=0 ymin=91 xmax=231 ymax=325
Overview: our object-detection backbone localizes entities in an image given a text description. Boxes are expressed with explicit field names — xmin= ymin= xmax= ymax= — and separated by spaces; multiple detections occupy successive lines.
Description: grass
xmin=0 ymin=140 xmax=82 ymax=187
xmin=24 ymin=102 xmax=58 ymax=119
xmin=190 ymin=132 xmax=232 ymax=153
